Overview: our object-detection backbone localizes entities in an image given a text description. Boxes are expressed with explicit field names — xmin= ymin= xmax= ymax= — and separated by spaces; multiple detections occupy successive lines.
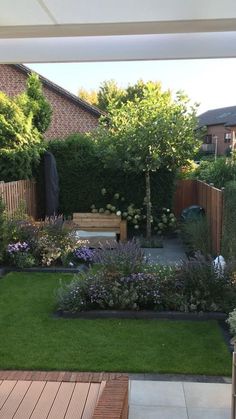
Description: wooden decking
xmin=0 ymin=371 xmax=128 ymax=419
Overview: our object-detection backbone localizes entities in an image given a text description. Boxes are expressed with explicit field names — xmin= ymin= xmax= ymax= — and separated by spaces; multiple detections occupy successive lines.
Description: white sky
xmin=27 ymin=58 xmax=236 ymax=114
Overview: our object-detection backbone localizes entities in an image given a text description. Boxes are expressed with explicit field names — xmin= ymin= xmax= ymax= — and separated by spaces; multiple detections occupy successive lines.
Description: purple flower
xmin=73 ymin=246 xmax=95 ymax=263
xmin=7 ymin=241 xmax=30 ymax=254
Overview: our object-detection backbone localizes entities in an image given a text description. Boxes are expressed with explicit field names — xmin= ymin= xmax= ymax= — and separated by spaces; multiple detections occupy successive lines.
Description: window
xmin=204 ymin=134 xmax=212 ymax=144
xmin=224 ymin=132 xmax=232 ymax=143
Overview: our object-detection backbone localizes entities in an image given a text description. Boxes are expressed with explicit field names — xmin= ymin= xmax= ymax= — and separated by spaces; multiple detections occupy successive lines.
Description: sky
xmin=27 ymin=58 xmax=236 ymax=114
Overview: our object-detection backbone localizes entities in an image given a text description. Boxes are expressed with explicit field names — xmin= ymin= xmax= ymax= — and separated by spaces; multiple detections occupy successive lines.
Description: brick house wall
xmin=204 ymin=124 xmax=236 ymax=156
xmin=0 ymin=64 xmax=101 ymax=139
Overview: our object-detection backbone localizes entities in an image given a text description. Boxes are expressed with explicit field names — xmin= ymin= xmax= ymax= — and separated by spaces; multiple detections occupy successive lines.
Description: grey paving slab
xmin=183 ymin=382 xmax=231 ymax=409
xmin=129 ymin=380 xmax=232 ymax=419
xmin=129 ymin=405 xmax=188 ymax=419
xmin=143 ymin=237 xmax=186 ymax=265
xmin=130 ymin=380 xmax=186 ymax=407
xmin=188 ymin=407 xmax=231 ymax=419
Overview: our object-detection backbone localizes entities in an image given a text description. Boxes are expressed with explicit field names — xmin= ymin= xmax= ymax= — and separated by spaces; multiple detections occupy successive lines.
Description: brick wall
xmin=206 ymin=125 xmax=233 ymax=155
xmin=0 ymin=64 xmax=100 ymax=139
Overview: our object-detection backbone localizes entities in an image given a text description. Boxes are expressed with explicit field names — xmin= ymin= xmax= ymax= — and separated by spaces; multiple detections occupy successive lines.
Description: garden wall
xmin=0 ymin=179 xmax=37 ymax=219
xmin=174 ymin=179 xmax=223 ymax=255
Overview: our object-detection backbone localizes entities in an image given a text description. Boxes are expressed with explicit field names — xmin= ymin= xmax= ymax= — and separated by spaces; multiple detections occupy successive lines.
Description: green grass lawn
xmin=0 ymin=272 xmax=232 ymax=375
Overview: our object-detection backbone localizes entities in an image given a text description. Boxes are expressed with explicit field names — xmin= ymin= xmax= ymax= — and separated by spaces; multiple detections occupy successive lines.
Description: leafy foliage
xmin=222 ymin=181 xmax=236 ymax=259
xmin=16 ymin=73 xmax=52 ymax=133
xmin=93 ymin=239 xmax=145 ymax=275
xmin=57 ymin=251 xmax=236 ymax=313
xmin=0 ymin=197 xmax=5 ymax=262
xmin=193 ymin=157 xmax=236 ymax=189
xmin=47 ymin=134 xmax=175 ymax=218
xmin=181 ymin=216 xmax=211 ymax=257
xmin=96 ymin=84 xmax=199 ymax=237
xmin=0 ymin=76 xmax=47 ymax=181
xmin=176 ymin=253 xmax=236 ymax=313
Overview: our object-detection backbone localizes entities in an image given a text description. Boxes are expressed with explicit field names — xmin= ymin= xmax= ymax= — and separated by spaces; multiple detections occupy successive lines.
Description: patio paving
xmin=129 ymin=380 xmax=231 ymax=419
xmin=143 ymin=237 xmax=187 ymax=265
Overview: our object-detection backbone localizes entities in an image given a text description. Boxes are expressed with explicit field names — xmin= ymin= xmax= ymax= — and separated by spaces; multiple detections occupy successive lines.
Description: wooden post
xmin=120 ymin=220 xmax=127 ymax=242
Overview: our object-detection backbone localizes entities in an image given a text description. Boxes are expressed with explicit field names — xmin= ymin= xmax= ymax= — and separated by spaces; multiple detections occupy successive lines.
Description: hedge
xmin=47 ymin=134 xmax=176 ymax=218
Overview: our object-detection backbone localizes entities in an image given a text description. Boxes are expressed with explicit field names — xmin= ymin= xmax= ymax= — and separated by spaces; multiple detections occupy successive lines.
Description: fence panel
xmin=0 ymin=179 xmax=37 ymax=219
xmin=174 ymin=179 xmax=223 ymax=255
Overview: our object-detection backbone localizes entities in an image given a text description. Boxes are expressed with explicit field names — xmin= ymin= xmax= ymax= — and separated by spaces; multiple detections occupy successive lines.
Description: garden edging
xmin=55 ymin=309 xmax=227 ymax=321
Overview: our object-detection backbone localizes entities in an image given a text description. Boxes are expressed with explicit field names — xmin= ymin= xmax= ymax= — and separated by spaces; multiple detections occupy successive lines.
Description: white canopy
xmin=0 ymin=0 xmax=236 ymax=62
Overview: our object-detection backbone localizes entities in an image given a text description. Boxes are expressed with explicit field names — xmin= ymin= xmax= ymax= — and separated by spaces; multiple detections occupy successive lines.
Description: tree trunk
xmin=145 ymin=170 xmax=152 ymax=240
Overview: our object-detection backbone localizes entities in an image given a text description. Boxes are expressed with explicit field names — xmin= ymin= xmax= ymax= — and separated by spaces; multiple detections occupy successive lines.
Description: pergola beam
xmin=1 ymin=32 xmax=236 ymax=63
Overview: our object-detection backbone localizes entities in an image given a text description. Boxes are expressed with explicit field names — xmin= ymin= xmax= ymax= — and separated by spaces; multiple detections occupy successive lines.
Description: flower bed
xmin=56 ymin=245 xmax=236 ymax=314
xmin=1 ymin=215 xmax=95 ymax=269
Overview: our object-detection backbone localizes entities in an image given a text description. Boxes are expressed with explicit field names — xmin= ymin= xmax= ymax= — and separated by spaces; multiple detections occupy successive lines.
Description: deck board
xmin=0 ymin=371 xmax=128 ymax=419
xmin=13 ymin=381 xmax=46 ymax=419
xmin=82 ymin=383 xmax=100 ymax=419
xmin=0 ymin=380 xmax=17 ymax=409
xmin=30 ymin=382 xmax=61 ymax=419
xmin=0 ymin=380 xmax=31 ymax=419
xmin=47 ymin=382 xmax=75 ymax=419
xmin=64 ymin=382 xmax=90 ymax=419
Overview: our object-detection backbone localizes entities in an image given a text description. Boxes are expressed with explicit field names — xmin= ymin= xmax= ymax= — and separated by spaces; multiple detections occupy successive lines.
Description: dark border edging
xmin=55 ymin=309 xmax=227 ymax=321
xmin=0 ymin=265 xmax=88 ymax=277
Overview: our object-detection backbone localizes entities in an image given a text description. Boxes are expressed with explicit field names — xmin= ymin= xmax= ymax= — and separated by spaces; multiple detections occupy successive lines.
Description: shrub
xmin=227 ymin=309 xmax=236 ymax=335
xmin=93 ymin=239 xmax=145 ymax=275
xmin=181 ymin=216 xmax=211 ymax=257
xmin=57 ymin=269 xmax=162 ymax=312
xmin=176 ymin=253 xmax=236 ymax=312
xmin=193 ymin=157 xmax=236 ymax=189
xmin=222 ymin=181 xmax=236 ymax=260
xmin=56 ymin=253 xmax=236 ymax=313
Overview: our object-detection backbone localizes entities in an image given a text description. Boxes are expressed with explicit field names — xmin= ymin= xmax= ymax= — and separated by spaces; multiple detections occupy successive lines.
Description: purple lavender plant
xmin=73 ymin=246 xmax=95 ymax=263
xmin=93 ymin=238 xmax=145 ymax=275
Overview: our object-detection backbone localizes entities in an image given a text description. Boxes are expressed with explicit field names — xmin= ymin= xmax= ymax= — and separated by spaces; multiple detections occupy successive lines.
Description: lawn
xmin=0 ymin=272 xmax=231 ymax=375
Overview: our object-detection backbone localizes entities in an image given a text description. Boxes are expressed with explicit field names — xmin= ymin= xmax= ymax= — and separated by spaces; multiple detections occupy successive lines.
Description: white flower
xmin=116 ymin=210 xmax=121 ymax=216
xmin=134 ymin=224 xmax=139 ymax=229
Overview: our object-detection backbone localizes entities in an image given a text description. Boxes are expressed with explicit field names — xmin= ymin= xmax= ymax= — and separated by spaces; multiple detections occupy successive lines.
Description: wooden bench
xmin=72 ymin=213 xmax=127 ymax=242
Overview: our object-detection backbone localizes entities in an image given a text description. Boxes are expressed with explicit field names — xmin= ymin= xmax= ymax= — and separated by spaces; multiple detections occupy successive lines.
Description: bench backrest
xmin=73 ymin=213 xmax=121 ymax=230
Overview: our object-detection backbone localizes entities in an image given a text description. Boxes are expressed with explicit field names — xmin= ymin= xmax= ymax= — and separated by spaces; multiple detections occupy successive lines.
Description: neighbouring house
xmin=0 ymin=64 xmax=103 ymax=139
xmin=198 ymin=106 xmax=236 ymax=156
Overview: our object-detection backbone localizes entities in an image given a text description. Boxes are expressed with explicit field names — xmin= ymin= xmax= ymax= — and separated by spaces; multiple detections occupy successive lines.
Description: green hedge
xmin=222 ymin=181 xmax=236 ymax=259
xmin=47 ymin=135 xmax=176 ymax=218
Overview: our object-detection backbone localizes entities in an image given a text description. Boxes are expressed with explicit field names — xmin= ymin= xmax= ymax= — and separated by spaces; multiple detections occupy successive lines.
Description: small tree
xmin=97 ymin=83 xmax=199 ymax=239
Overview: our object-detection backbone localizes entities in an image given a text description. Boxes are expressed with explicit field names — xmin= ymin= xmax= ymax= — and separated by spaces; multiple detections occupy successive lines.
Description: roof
xmin=198 ymin=106 xmax=236 ymax=128
xmin=11 ymin=64 xmax=103 ymax=118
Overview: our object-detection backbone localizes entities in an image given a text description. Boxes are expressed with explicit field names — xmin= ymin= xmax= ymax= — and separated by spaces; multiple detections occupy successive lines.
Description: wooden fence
xmin=174 ymin=179 xmax=224 ymax=255
xmin=0 ymin=179 xmax=37 ymax=219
